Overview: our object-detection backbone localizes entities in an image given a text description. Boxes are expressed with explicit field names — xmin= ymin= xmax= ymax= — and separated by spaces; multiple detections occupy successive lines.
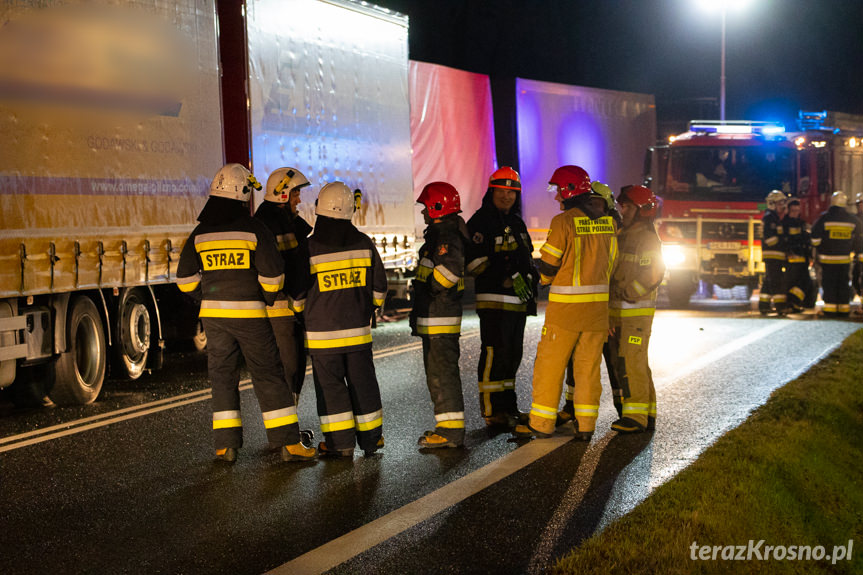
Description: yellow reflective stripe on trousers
xmin=416 ymin=316 xmax=461 ymax=335
xmin=649 ymin=403 xmax=657 ymax=417
xmin=530 ymin=402 xmax=558 ymax=420
xmin=622 ymin=402 xmax=650 ymax=416
xmin=321 ymin=411 xmax=356 ymax=433
xmin=213 ymin=410 xmax=242 ymax=429
xmin=609 ymin=306 xmax=655 ymax=318
xmin=573 ymin=404 xmax=599 ymax=417
xmin=355 ymin=409 xmax=383 ymax=431
xmin=435 ymin=411 xmax=465 ymax=428
xmin=262 ymin=406 xmax=299 ymax=428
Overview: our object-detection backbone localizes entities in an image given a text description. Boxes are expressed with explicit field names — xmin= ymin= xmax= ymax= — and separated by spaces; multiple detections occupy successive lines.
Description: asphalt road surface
xmin=1 ymin=299 xmax=860 ymax=575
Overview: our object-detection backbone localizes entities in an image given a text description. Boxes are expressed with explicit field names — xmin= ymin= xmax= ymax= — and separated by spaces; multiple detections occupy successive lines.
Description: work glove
xmin=512 ymin=272 xmax=533 ymax=302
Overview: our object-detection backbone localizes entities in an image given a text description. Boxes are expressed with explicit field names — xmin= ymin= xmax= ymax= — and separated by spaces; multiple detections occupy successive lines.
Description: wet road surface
xmin=0 ymin=300 xmax=859 ymax=574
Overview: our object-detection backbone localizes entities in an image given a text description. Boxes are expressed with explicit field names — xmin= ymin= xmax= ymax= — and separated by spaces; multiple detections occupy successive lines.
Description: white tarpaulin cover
xmin=0 ymin=0 xmax=222 ymax=296
xmin=516 ymin=78 xmax=656 ymax=251
xmin=246 ymin=0 xmax=414 ymax=251
xmin=409 ymin=60 xmax=497 ymax=228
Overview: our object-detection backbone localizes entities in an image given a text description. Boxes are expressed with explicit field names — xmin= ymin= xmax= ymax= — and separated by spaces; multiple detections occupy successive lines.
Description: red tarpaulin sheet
xmin=409 ymin=60 xmax=497 ymax=220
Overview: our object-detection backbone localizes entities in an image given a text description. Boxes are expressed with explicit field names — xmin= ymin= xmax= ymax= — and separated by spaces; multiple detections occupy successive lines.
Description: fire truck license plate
xmin=709 ymin=242 xmax=740 ymax=251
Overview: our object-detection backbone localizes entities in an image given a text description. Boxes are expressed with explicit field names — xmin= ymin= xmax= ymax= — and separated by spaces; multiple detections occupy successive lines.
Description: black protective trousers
xmin=760 ymin=260 xmax=786 ymax=312
xmin=784 ymin=261 xmax=810 ymax=310
xmin=311 ymin=349 xmax=383 ymax=453
xmin=269 ymin=316 xmax=307 ymax=400
xmin=476 ymin=309 xmax=525 ymax=417
xmin=821 ymin=263 xmax=852 ymax=315
xmin=202 ymin=317 xmax=299 ymax=450
xmin=421 ymin=335 xmax=465 ymax=443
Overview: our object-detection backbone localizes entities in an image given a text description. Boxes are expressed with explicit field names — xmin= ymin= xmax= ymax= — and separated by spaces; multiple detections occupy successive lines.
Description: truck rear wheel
xmin=50 ymin=295 xmax=106 ymax=405
xmin=113 ymin=288 xmax=151 ymax=380
xmin=667 ymin=271 xmax=697 ymax=308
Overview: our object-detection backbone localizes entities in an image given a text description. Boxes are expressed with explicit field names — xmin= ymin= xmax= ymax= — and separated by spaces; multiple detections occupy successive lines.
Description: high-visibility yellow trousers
xmin=608 ymin=315 xmax=656 ymax=427
xmin=528 ymin=324 xmax=605 ymax=435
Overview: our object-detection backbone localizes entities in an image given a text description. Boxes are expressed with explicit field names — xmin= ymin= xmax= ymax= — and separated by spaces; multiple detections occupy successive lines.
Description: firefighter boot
xmin=216 ymin=447 xmax=238 ymax=463
xmin=484 ymin=412 xmax=517 ymax=429
xmin=281 ymin=442 xmax=318 ymax=462
xmin=512 ymin=424 xmax=553 ymax=439
xmin=556 ymin=401 xmax=574 ymax=427
xmin=318 ymin=441 xmax=354 ymax=458
xmin=417 ymin=431 xmax=462 ymax=449
xmin=571 ymin=420 xmax=593 ymax=442
xmin=611 ymin=417 xmax=646 ymax=434
xmin=364 ymin=436 xmax=385 ymax=457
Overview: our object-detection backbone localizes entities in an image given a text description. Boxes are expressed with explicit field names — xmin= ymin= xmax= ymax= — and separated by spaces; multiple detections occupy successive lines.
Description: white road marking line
xmin=270 ymin=320 xmax=798 ymax=575
xmin=267 ymin=435 xmax=573 ymax=575
xmin=0 ymin=332 xmax=479 ymax=453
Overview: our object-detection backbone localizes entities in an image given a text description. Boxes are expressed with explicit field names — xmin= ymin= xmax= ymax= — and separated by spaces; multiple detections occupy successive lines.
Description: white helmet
xmin=831 ymin=191 xmax=848 ymax=208
xmin=315 ymin=182 xmax=355 ymax=220
xmin=209 ymin=163 xmax=261 ymax=202
xmin=765 ymin=190 xmax=787 ymax=210
xmin=264 ymin=167 xmax=310 ymax=204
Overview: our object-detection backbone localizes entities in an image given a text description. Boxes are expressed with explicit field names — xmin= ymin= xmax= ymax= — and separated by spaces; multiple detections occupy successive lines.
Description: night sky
xmin=373 ymin=0 xmax=863 ymax=133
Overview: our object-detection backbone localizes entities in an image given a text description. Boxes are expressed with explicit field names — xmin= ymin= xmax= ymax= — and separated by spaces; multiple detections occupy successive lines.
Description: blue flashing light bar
xmin=689 ymin=120 xmax=785 ymax=136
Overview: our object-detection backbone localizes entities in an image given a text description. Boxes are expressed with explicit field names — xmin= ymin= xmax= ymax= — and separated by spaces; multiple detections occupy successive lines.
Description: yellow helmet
xmin=765 ymin=190 xmax=787 ymax=210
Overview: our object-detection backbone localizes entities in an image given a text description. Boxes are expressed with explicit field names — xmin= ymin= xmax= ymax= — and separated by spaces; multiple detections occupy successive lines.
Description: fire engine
xmin=645 ymin=111 xmax=863 ymax=306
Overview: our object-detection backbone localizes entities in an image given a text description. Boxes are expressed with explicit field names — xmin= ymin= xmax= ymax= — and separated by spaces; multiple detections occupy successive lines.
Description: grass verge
xmin=553 ymin=329 xmax=863 ymax=575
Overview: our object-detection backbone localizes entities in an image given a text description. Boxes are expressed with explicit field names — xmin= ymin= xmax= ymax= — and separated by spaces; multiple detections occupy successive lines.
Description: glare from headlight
xmin=662 ymin=244 xmax=686 ymax=267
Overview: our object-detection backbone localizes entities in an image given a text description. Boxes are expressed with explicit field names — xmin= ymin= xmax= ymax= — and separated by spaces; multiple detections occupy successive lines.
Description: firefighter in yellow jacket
xmin=514 ymin=165 xmax=617 ymax=441
xmin=304 ymin=182 xmax=387 ymax=457
xmin=176 ymin=164 xmax=317 ymax=463
xmin=607 ymin=185 xmax=665 ymax=433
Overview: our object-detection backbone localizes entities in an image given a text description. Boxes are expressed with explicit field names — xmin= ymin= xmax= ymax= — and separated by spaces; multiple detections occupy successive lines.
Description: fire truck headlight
xmin=662 ymin=244 xmax=686 ymax=268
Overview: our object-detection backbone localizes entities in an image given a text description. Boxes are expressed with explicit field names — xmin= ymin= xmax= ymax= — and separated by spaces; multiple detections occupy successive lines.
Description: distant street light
xmin=698 ymin=0 xmax=750 ymax=122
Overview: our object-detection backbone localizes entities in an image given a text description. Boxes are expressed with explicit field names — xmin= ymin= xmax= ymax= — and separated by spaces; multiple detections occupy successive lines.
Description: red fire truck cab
xmin=645 ymin=112 xmax=863 ymax=307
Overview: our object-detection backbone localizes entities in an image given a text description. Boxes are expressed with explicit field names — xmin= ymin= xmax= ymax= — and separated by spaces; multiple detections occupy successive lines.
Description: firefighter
xmin=176 ymin=163 xmax=317 ymax=463
xmin=852 ymin=191 xmax=863 ymax=314
xmin=558 ymin=180 xmax=621 ymax=425
xmin=782 ymin=198 xmax=812 ymax=312
xmin=811 ymin=191 xmax=861 ymax=317
xmin=254 ymin=167 xmax=314 ymax=445
xmin=466 ymin=167 xmax=536 ymax=429
xmin=606 ymin=185 xmax=664 ymax=433
xmin=411 ymin=182 xmax=470 ymax=448
xmin=514 ymin=165 xmax=617 ymax=441
xmin=304 ymin=182 xmax=387 ymax=457
xmin=759 ymin=190 xmax=788 ymax=315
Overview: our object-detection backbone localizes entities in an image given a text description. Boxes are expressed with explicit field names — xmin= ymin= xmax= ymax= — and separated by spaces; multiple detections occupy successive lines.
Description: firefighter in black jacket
xmin=466 ymin=167 xmax=536 ymax=429
xmin=760 ymin=190 xmax=788 ymax=314
xmin=811 ymin=191 xmax=861 ymax=316
xmin=782 ymin=198 xmax=812 ymax=312
xmin=176 ymin=163 xmax=317 ymax=463
xmin=853 ymin=191 xmax=863 ymax=313
xmin=304 ymin=182 xmax=387 ymax=457
xmin=254 ymin=167 xmax=313 ymax=405
xmin=411 ymin=182 xmax=469 ymax=448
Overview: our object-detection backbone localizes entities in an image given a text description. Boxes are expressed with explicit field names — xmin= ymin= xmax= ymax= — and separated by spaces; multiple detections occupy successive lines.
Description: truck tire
xmin=50 ymin=295 xmax=106 ymax=405
xmin=113 ymin=287 xmax=151 ymax=380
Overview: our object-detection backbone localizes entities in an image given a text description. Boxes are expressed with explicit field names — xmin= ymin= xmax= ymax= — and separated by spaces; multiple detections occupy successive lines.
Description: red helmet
xmin=618 ymin=185 xmax=658 ymax=218
xmin=548 ymin=165 xmax=591 ymax=200
xmin=489 ymin=166 xmax=521 ymax=191
xmin=417 ymin=181 xmax=461 ymax=218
